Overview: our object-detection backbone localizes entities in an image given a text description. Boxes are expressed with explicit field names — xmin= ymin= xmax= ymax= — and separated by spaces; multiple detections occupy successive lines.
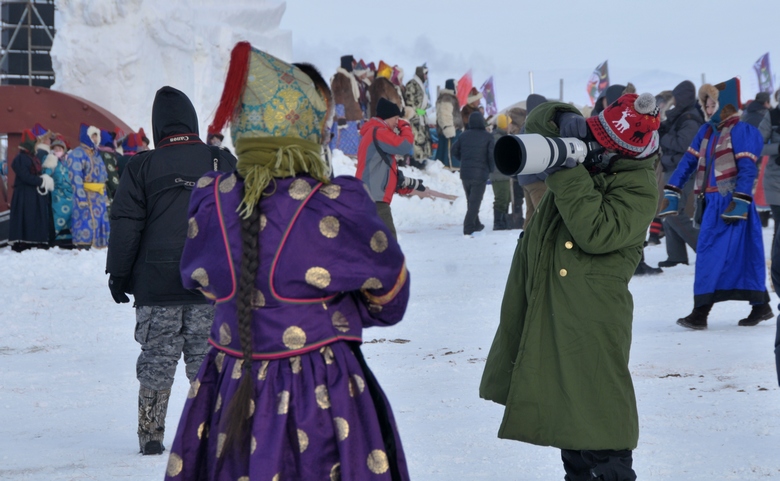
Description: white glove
xmin=40 ymin=174 xmax=54 ymax=194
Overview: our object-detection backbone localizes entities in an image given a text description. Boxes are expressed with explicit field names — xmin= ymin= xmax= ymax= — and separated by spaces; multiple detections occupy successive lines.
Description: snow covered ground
xmin=1 ymin=153 xmax=779 ymax=480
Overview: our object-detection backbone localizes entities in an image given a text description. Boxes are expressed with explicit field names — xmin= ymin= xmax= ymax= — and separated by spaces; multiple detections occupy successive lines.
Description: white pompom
xmin=634 ymin=93 xmax=656 ymax=114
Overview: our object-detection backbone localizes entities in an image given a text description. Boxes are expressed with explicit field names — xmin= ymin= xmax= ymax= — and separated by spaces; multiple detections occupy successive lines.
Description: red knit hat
xmin=586 ymin=93 xmax=660 ymax=157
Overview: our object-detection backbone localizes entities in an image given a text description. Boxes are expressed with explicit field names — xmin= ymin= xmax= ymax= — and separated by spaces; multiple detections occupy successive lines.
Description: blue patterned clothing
xmin=44 ymin=157 xmax=73 ymax=241
xmin=67 ymin=145 xmax=110 ymax=247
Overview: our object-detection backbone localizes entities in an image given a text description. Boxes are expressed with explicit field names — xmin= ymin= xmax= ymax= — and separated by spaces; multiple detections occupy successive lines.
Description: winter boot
xmin=633 ymin=260 xmax=662 ymax=276
xmin=493 ymin=209 xmax=509 ymax=231
xmin=738 ymin=303 xmax=774 ymax=326
xmin=658 ymin=259 xmax=688 ymax=268
xmin=676 ymin=304 xmax=712 ymax=330
xmin=138 ymin=386 xmax=171 ymax=455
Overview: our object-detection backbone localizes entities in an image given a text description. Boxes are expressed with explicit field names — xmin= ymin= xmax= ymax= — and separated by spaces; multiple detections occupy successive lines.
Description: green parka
xmin=479 ymin=102 xmax=658 ymax=451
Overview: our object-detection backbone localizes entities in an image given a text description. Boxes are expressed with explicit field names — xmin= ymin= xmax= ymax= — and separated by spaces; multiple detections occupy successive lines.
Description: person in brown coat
xmin=461 ymin=87 xmax=483 ymax=127
xmin=329 ymin=55 xmax=363 ymax=155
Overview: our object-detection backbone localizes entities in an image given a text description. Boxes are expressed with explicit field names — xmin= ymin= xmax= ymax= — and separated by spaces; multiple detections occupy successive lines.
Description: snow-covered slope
xmin=50 ymin=0 xmax=292 ymax=139
xmin=1 ymin=157 xmax=779 ymax=480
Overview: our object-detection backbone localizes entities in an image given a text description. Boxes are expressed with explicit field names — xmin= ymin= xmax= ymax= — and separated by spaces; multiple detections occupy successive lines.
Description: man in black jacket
xmin=656 ymin=80 xmax=704 ymax=268
xmin=452 ymin=111 xmax=495 ymax=236
xmin=106 ymin=86 xmax=236 ymax=455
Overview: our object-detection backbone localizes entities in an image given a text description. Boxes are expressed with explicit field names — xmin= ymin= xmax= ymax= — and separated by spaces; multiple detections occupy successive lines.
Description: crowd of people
xmin=1 ymin=46 xmax=779 ymax=480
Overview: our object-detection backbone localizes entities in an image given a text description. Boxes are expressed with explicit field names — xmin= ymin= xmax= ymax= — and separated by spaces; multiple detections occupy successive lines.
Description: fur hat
xmin=467 ymin=87 xmax=483 ymax=104
xmin=51 ymin=139 xmax=67 ymax=150
xmin=208 ymin=42 xmax=329 ymax=145
xmin=756 ymin=91 xmax=770 ymax=105
xmin=586 ymin=93 xmax=661 ymax=158
xmin=376 ymin=97 xmax=402 ymax=120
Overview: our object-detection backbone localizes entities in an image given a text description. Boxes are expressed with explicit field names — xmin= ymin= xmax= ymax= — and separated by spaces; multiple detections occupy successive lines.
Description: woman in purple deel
xmin=164 ymin=42 xmax=411 ymax=481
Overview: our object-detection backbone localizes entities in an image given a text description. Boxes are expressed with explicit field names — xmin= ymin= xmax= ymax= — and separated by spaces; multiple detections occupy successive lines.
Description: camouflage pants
xmin=135 ymin=304 xmax=214 ymax=391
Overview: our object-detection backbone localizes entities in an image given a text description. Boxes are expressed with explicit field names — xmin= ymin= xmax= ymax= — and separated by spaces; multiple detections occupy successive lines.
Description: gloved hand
xmin=39 ymin=173 xmax=54 ymax=193
xmin=557 ymin=112 xmax=589 ymax=139
xmin=108 ymin=276 xmax=130 ymax=304
xmin=336 ymin=118 xmax=347 ymax=127
xmin=416 ymin=108 xmax=426 ymax=117
xmin=658 ymin=185 xmax=682 ymax=216
xmin=397 ymin=118 xmax=410 ymax=130
xmin=545 ymin=157 xmax=579 ymax=176
xmin=721 ymin=193 xmax=752 ymax=224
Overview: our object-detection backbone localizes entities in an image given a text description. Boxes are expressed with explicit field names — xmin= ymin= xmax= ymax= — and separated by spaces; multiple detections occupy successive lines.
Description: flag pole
xmin=559 ymin=78 xmax=564 ymax=101
xmin=529 ymin=71 xmax=534 ymax=94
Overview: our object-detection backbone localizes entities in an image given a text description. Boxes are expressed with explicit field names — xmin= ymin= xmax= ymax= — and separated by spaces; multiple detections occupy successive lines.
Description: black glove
xmin=337 ymin=118 xmax=347 ymax=127
xmin=108 ymin=276 xmax=130 ymax=304
xmin=557 ymin=112 xmax=589 ymax=139
xmin=657 ymin=121 xmax=670 ymax=137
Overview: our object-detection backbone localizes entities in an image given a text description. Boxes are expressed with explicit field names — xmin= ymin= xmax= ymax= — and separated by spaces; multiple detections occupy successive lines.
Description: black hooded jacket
xmin=452 ymin=112 xmax=495 ymax=181
xmin=107 ymin=86 xmax=237 ymax=306
xmin=659 ymin=81 xmax=703 ymax=172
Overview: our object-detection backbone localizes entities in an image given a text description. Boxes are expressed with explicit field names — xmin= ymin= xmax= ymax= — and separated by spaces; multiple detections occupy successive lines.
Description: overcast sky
xmin=280 ymin=0 xmax=780 ymax=109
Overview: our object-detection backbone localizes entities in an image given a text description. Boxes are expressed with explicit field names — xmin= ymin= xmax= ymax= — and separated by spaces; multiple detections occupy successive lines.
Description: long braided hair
xmin=221 ymin=61 xmax=332 ymax=455
xmin=222 ymin=204 xmax=261 ymax=453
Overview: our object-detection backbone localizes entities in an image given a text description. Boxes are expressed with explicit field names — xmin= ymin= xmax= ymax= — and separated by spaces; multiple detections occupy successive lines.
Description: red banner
xmin=457 ymin=70 xmax=473 ymax=107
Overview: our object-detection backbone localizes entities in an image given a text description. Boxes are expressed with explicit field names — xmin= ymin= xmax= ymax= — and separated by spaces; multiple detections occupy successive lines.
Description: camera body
xmin=494 ymin=133 xmax=594 ymax=176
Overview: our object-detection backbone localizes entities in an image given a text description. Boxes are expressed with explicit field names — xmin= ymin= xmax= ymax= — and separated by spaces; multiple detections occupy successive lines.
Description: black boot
xmin=658 ymin=259 xmax=688 ymax=268
xmin=634 ymin=260 xmax=662 ymax=276
xmin=138 ymin=386 xmax=171 ymax=455
xmin=677 ymin=304 xmax=712 ymax=330
xmin=738 ymin=303 xmax=774 ymax=326
xmin=493 ymin=209 xmax=508 ymax=231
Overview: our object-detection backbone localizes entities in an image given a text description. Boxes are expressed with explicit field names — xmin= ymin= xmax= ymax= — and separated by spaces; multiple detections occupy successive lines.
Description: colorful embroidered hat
xmin=208 ymin=42 xmax=328 ymax=145
xmin=586 ymin=93 xmax=661 ymax=158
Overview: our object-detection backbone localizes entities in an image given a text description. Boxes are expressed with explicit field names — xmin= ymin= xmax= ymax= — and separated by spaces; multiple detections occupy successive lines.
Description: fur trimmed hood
xmin=698 ymin=83 xmax=720 ymax=121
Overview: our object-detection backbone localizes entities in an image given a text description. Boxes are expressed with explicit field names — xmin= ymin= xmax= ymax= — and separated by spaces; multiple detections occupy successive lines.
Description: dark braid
xmin=222 ymin=202 xmax=261 ymax=453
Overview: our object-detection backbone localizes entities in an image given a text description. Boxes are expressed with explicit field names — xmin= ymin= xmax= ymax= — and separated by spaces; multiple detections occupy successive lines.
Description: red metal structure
xmin=0 ymin=84 xmax=132 ymax=203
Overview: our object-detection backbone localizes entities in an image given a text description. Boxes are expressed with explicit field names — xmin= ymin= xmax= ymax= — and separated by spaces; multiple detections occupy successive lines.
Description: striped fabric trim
xmin=214 ymin=175 xmax=237 ymax=304
xmin=735 ymin=151 xmax=758 ymax=161
xmin=687 ymin=146 xmax=699 ymax=156
xmin=209 ymin=336 xmax=362 ymax=360
xmin=363 ymin=262 xmax=408 ymax=306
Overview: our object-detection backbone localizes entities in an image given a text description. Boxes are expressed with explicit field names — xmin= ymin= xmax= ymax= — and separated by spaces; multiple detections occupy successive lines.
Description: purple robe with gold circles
xmin=165 ymin=172 xmax=411 ymax=481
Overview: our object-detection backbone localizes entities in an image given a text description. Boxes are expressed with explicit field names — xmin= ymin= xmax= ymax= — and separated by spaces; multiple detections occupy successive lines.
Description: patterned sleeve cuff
xmin=733 ymin=192 xmax=753 ymax=202
xmin=362 ymin=262 xmax=408 ymax=306
xmin=734 ymin=151 xmax=758 ymax=162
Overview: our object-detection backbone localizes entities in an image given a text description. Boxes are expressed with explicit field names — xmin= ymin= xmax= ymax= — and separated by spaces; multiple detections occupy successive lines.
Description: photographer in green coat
xmin=480 ymin=93 xmax=660 ymax=481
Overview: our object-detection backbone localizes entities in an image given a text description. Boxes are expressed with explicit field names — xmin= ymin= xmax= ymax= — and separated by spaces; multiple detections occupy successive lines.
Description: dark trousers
xmin=561 ymin=449 xmax=636 ymax=481
xmin=462 ymin=179 xmax=486 ymax=234
xmin=663 ymin=172 xmax=697 ymax=262
xmin=375 ymin=201 xmax=397 ymax=239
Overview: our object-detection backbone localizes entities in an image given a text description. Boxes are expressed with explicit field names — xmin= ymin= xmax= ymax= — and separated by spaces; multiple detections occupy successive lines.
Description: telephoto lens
xmin=494 ymin=133 xmax=589 ymax=176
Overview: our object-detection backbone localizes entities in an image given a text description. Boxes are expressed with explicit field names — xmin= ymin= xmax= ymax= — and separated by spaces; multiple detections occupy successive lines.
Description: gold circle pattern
xmin=219 ymin=323 xmax=232 ymax=345
xmin=191 ymin=268 xmax=209 ymax=287
xmin=187 ymin=379 xmax=200 ymax=399
xmin=196 ymin=176 xmax=214 ymax=188
xmin=277 ymin=390 xmax=290 ymax=414
xmin=319 ymin=216 xmax=340 ymax=238
xmin=305 ymin=267 xmax=331 ymax=289
xmin=166 ymin=452 xmax=183 ymax=476
xmin=282 ymin=326 xmax=307 ymax=350
xmin=289 ymin=178 xmax=312 ymax=200
xmin=370 ymin=231 xmax=389 ymax=253
xmin=335 ymin=417 xmax=349 ymax=441
xmin=187 ymin=217 xmax=198 ymax=239
xmin=331 ymin=311 xmax=349 ymax=332
xmin=298 ymin=429 xmax=309 ymax=453
xmin=319 ymin=184 xmax=342 ymax=199
xmin=315 ymin=384 xmax=331 ymax=409
xmin=367 ymin=449 xmax=389 ymax=474
xmin=218 ymin=173 xmax=236 ymax=193
xmin=361 ymin=278 xmax=383 ymax=290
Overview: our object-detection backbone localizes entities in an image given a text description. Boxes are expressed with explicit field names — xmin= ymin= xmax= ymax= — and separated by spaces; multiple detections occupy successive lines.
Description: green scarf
xmin=235 ymin=137 xmax=331 ymax=218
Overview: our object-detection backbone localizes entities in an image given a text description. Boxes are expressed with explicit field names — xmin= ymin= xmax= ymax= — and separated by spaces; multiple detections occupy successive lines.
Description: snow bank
xmin=50 ymin=0 xmax=292 ymax=140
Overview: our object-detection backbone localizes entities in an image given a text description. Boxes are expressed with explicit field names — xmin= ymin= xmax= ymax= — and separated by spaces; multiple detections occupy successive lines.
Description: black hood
xmin=468 ymin=111 xmax=486 ymax=130
xmin=746 ymin=99 xmax=767 ymax=114
xmin=672 ymin=80 xmax=696 ymax=109
xmin=526 ymin=94 xmax=547 ymax=113
xmin=151 ymin=86 xmax=199 ymax=146
xmin=604 ymin=84 xmax=626 ymax=105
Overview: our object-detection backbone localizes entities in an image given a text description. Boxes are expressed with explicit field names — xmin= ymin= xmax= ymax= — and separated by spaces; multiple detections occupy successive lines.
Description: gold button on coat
xmin=560 ymin=269 xmax=568 ymax=277
xmin=565 ymin=241 xmax=573 ymax=249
